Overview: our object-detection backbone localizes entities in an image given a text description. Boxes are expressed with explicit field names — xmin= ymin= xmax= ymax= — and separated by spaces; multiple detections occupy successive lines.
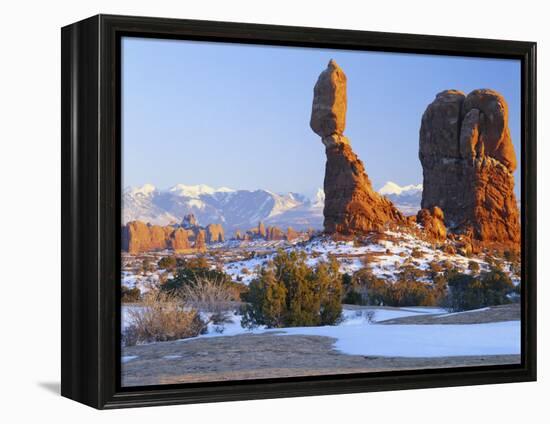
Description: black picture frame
xmin=61 ymin=14 xmax=537 ymax=409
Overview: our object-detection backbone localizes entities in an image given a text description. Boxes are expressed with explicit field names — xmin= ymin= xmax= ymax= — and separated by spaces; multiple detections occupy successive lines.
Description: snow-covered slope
xmin=123 ymin=184 xmax=324 ymax=232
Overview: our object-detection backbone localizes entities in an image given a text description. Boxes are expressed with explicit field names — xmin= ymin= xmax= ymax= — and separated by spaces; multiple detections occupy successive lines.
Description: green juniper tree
xmin=241 ymin=250 xmax=343 ymax=328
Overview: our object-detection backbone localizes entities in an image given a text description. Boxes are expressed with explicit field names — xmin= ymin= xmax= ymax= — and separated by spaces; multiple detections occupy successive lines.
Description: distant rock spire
xmin=258 ymin=221 xmax=267 ymax=239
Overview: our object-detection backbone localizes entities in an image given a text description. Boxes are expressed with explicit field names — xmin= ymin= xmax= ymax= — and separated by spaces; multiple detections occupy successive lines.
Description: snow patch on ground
xmin=275 ymin=321 xmax=520 ymax=357
xmin=167 ymin=307 xmax=519 ymax=358
xmin=434 ymin=307 xmax=491 ymax=318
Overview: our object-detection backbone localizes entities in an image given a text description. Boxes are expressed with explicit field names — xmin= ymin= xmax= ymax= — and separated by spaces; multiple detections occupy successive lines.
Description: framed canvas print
xmin=61 ymin=14 xmax=537 ymax=409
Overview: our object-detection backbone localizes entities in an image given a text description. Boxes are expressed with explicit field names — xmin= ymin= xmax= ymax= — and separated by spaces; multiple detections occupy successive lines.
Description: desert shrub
xmin=121 ymin=285 xmax=141 ymax=303
xmin=349 ymin=268 xmax=388 ymax=306
xmin=428 ymin=261 xmax=444 ymax=277
xmin=178 ymin=274 xmax=235 ymax=315
xmin=397 ymin=264 xmax=426 ymax=280
xmin=186 ymin=256 xmax=210 ymax=268
xmin=141 ymin=258 xmax=153 ymax=274
xmin=121 ymin=325 xmax=139 ymax=347
xmin=504 ymin=249 xmax=520 ymax=263
xmin=241 ymin=267 xmax=287 ymax=328
xmin=432 ymin=274 xmax=448 ymax=305
xmin=123 ymin=291 xmax=206 ymax=345
xmin=483 ymin=266 xmax=516 ymax=305
xmin=240 ymin=250 xmax=342 ymax=328
xmin=510 ymin=261 xmax=521 ymax=276
xmin=384 ymin=280 xmax=435 ymax=307
xmin=343 ymin=290 xmax=364 ymax=305
xmin=441 ymin=260 xmax=454 ymax=271
xmin=157 ymin=256 xmax=177 ymax=270
xmin=342 ymin=273 xmax=353 ymax=287
xmin=342 ymin=271 xmax=365 ymax=305
xmin=314 ymin=259 xmax=344 ymax=325
xmin=411 ymin=247 xmax=424 ymax=259
xmin=161 ymin=261 xmax=233 ymax=294
xmin=443 ymin=266 xmax=515 ymax=312
xmin=484 ymin=254 xmax=496 ymax=267
xmin=468 ymin=260 xmax=481 ymax=274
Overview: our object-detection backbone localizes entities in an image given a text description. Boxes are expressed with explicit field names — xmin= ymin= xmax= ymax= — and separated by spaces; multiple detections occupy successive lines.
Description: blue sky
xmin=122 ymin=37 xmax=521 ymax=199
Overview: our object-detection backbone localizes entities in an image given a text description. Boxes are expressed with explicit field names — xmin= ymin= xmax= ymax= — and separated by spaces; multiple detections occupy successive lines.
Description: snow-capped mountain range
xmin=378 ymin=182 xmax=423 ymax=216
xmin=123 ymin=182 xmax=422 ymax=233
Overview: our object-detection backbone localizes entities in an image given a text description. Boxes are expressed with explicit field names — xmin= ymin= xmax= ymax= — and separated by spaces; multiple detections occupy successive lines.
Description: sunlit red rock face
xmin=205 ymin=223 xmax=225 ymax=243
xmin=310 ymin=60 xmax=404 ymax=235
xmin=419 ymin=89 xmax=520 ymax=247
xmin=416 ymin=206 xmax=447 ymax=243
xmin=122 ymin=220 xmax=222 ymax=254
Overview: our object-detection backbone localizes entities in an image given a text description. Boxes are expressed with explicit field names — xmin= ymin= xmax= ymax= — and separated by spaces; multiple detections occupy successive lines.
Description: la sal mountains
xmin=123 ymin=182 xmax=421 ymax=233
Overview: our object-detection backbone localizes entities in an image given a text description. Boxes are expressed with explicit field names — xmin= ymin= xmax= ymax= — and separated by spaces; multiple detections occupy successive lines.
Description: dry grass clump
xmin=124 ymin=291 xmax=205 ymax=346
xmin=178 ymin=274 xmax=237 ymax=315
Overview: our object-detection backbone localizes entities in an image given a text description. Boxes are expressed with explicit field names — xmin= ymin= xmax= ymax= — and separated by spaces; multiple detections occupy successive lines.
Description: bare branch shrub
xmin=124 ymin=291 xmax=205 ymax=346
xmin=178 ymin=273 xmax=236 ymax=315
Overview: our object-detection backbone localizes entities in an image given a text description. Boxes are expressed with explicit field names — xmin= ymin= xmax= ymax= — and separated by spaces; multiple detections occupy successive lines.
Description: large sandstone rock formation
xmin=122 ymin=221 xmax=152 ymax=254
xmin=286 ymin=227 xmax=299 ymax=241
xmin=419 ymin=89 xmax=519 ymax=246
xmin=194 ymin=229 xmax=206 ymax=251
xmin=310 ymin=60 xmax=404 ymax=235
xmin=122 ymin=219 xmax=223 ymax=254
xmin=170 ymin=228 xmax=191 ymax=252
xmin=266 ymin=226 xmax=285 ymax=241
xmin=416 ymin=207 xmax=447 ymax=242
xmin=205 ymin=223 xmax=225 ymax=243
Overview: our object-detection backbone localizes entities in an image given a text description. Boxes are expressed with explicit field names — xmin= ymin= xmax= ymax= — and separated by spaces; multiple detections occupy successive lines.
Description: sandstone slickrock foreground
xmin=419 ymin=89 xmax=520 ymax=247
xmin=310 ymin=60 xmax=404 ymax=235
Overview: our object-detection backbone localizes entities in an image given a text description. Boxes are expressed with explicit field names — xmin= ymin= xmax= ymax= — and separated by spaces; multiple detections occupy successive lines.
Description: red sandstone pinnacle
xmin=310 ymin=60 xmax=405 ymax=235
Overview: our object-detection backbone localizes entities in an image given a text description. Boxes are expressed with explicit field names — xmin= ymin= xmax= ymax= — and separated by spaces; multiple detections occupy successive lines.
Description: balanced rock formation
xmin=416 ymin=206 xmax=447 ymax=242
xmin=310 ymin=59 xmax=349 ymax=148
xmin=419 ymin=89 xmax=519 ymax=246
xmin=310 ymin=60 xmax=404 ymax=235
